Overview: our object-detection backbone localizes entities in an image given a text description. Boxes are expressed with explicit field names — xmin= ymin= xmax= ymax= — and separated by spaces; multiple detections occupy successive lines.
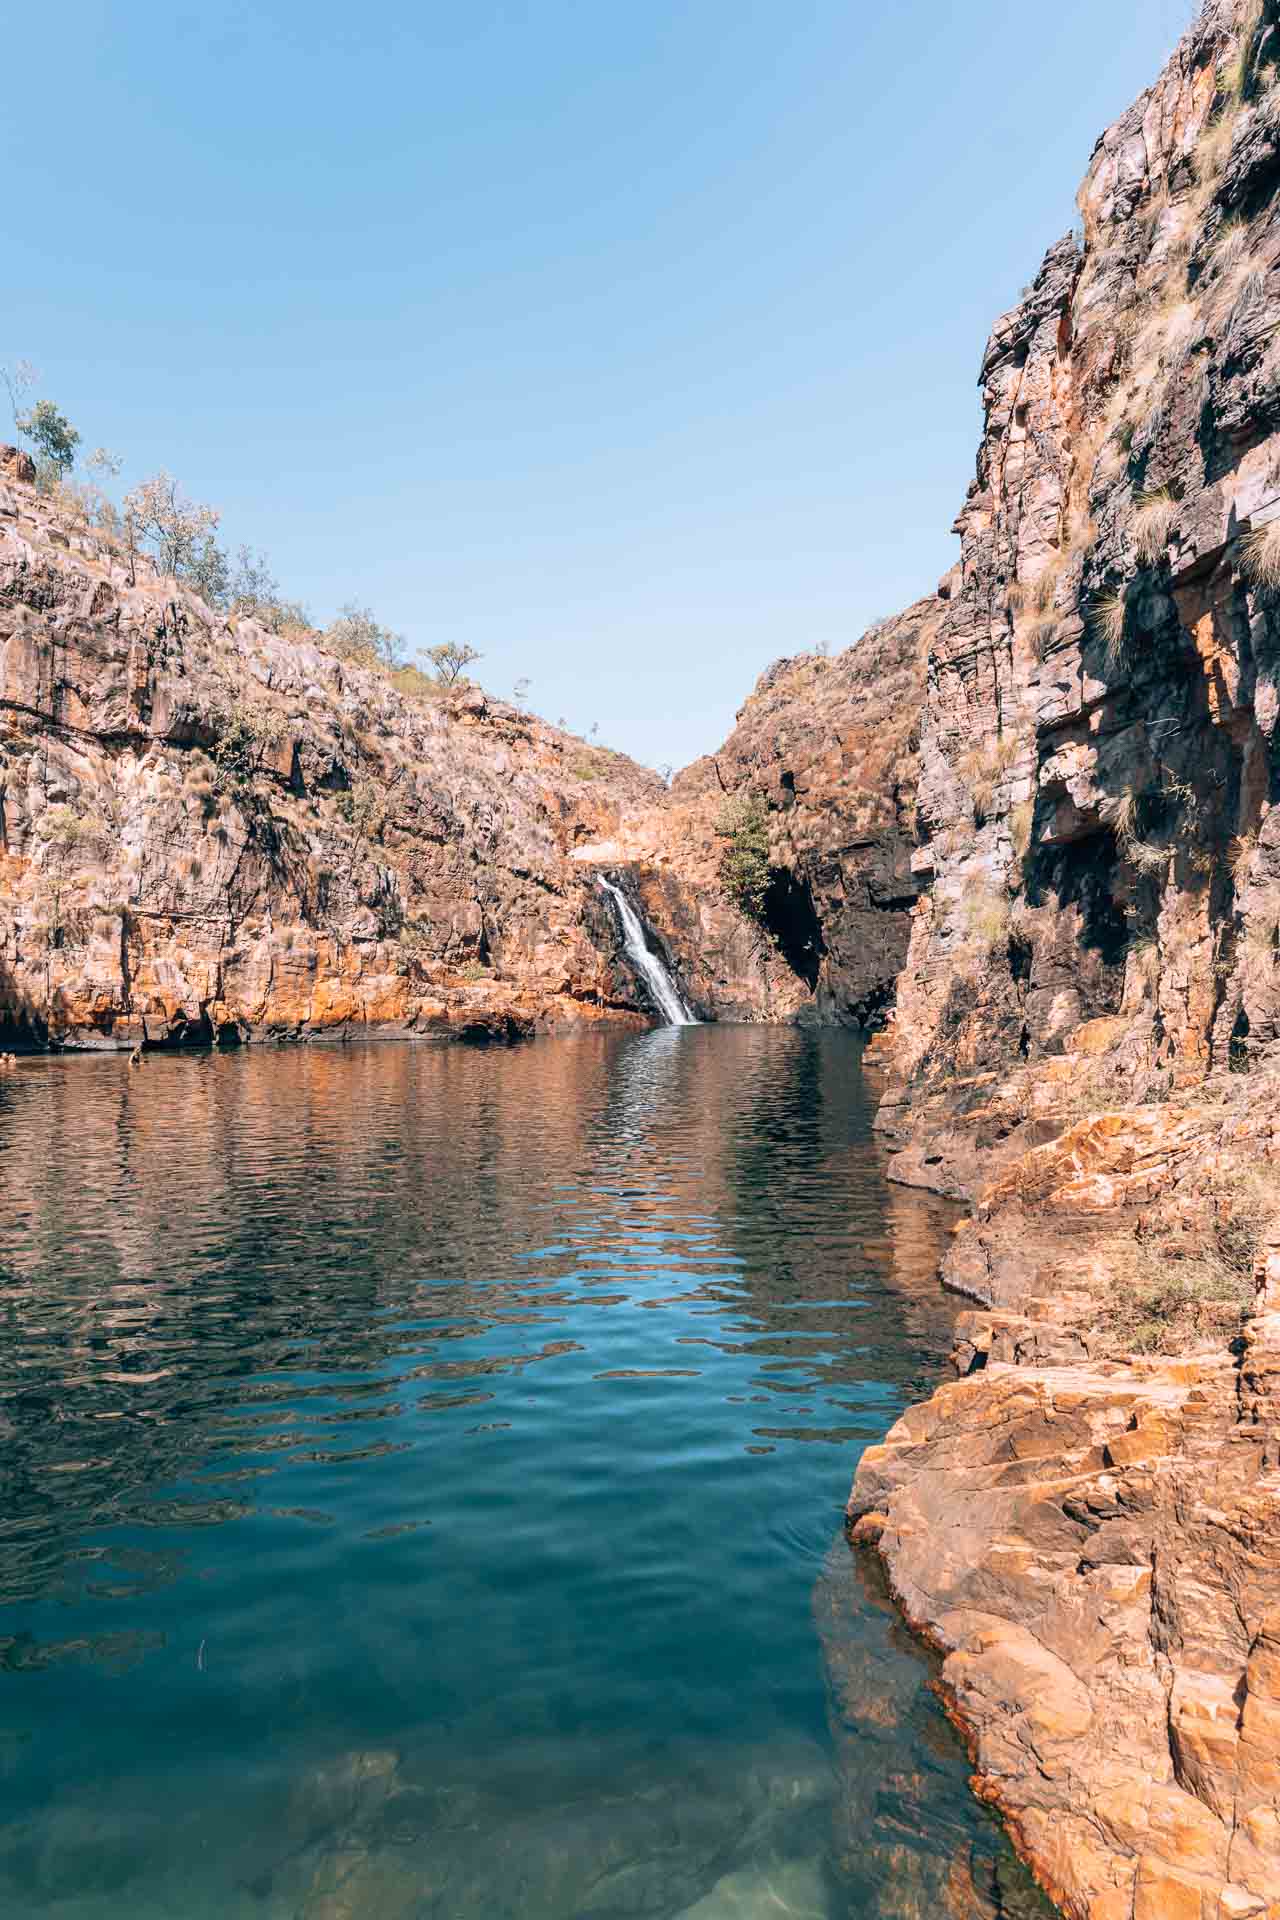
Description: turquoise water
xmin=0 ymin=1029 xmax=1046 ymax=1918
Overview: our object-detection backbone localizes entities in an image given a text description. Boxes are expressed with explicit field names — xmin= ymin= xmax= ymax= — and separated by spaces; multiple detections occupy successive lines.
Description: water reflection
xmin=0 ymin=1030 xmax=1049 ymax=1916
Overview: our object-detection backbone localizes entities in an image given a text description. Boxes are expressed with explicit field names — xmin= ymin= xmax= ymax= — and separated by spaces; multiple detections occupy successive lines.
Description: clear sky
xmin=6 ymin=0 xmax=1193 ymax=770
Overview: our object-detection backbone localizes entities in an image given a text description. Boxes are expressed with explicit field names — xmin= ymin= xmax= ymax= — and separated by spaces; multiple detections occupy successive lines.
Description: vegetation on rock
xmin=714 ymin=792 xmax=772 ymax=921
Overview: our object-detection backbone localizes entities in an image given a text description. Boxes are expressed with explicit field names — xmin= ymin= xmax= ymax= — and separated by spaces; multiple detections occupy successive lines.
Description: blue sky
xmin=6 ymin=0 xmax=1192 ymax=769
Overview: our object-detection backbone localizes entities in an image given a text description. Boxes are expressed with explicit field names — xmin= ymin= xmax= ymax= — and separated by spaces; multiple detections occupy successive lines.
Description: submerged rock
xmin=267 ymin=1734 xmax=837 ymax=1920
xmin=674 ymin=1857 xmax=831 ymax=1918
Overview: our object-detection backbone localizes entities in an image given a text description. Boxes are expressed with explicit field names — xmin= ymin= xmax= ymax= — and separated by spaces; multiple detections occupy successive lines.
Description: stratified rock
xmin=579 ymin=600 xmax=936 ymax=1026
xmin=850 ymin=1061 xmax=1280 ymax=1919
xmin=874 ymin=0 xmax=1280 ymax=1145
xmin=831 ymin=2 xmax=1280 ymax=1912
xmin=0 ymin=458 xmax=663 ymax=1048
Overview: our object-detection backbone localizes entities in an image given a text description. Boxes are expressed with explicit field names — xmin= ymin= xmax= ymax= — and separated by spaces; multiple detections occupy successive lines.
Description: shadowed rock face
xmin=0 ymin=448 xmax=663 ymax=1049
xmin=574 ymin=598 xmax=937 ymax=1027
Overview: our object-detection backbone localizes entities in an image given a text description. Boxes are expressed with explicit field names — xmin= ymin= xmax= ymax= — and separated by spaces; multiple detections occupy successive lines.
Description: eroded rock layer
xmin=576 ymin=598 xmax=934 ymax=1026
xmin=845 ymin=3 xmax=1280 ymax=1913
xmin=0 ymin=447 xmax=664 ymax=1048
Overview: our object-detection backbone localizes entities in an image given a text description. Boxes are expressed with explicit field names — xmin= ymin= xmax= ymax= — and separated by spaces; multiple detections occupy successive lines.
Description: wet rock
xmin=674 ymin=1857 xmax=830 ymax=1918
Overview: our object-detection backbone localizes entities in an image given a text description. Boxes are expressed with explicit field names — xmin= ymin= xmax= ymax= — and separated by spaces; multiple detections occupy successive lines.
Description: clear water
xmin=0 ymin=1029 xmax=1049 ymax=1919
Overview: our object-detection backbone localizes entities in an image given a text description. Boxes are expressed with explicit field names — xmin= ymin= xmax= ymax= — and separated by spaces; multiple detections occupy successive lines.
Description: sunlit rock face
xmin=0 ymin=449 xmax=663 ymax=1049
xmin=878 ymin=0 xmax=1280 ymax=1136
xmin=585 ymin=598 xmax=938 ymax=1028
xmin=838 ymin=2 xmax=1280 ymax=1914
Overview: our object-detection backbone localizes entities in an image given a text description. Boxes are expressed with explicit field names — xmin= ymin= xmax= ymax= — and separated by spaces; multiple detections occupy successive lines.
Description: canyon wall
xmin=585 ymin=596 xmax=935 ymax=1027
xmin=7 ymin=2 xmax=1280 ymax=1908
xmin=839 ymin=4 xmax=1280 ymax=1916
xmin=0 ymin=447 xmax=670 ymax=1049
xmin=876 ymin=0 xmax=1280 ymax=1183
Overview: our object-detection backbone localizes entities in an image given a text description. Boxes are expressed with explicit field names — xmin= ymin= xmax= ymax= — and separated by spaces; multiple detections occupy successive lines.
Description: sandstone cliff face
xmin=575 ymin=598 xmax=934 ymax=1027
xmin=0 ymin=447 xmax=663 ymax=1048
xmin=879 ymin=0 xmax=1280 ymax=1167
xmin=844 ymin=5 xmax=1280 ymax=1914
xmin=851 ymin=1075 xmax=1280 ymax=1920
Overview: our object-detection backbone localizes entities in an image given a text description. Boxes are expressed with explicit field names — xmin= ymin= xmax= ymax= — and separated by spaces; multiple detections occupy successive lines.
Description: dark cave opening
xmin=762 ymin=867 xmax=826 ymax=991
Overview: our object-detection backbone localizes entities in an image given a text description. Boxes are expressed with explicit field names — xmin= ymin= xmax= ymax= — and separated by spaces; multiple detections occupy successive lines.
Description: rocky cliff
xmin=0 ymin=445 xmax=669 ymax=1049
xmin=840 ymin=2 xmax=1280 ymax=1915
xmin=876 ymin=0 xmax=1280 ymax=1179
xmin=8 ymin=0 xmax=1280 ymax=1908
xmin=574 ymin=596 xmax=935 ymax=1027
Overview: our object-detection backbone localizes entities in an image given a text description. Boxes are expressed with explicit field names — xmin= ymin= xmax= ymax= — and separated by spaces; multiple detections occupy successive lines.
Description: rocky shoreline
xmin=827 ymin=3 xmax=1280 ymax=1906
xmin=849 ymin=1064 xmax=1280 ymax=1919
xmin=0 ymin=443 xmax=672 ymax=1052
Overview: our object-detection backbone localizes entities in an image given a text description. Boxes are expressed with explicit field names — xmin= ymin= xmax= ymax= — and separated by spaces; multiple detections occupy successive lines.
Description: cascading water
xmin=599 ymin=877 xmax=698 ymax=1027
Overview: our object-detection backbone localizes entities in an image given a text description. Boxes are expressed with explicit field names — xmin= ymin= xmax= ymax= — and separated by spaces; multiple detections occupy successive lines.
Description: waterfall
xmin=599 ymin=879 xmax=698 ymax=1027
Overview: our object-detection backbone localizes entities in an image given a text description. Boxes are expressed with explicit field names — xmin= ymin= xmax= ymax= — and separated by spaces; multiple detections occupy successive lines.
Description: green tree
xmin=715 ymin=792 xmax=772 ymax=921
xmin=17 ymin=397 xmax=80 ymax=477
xmin=187 ymin=532 xmax=231 ymax=607
xmin=122 ymin=470 xmax=221 ymax=582
xmin=424 ymin=640 xmax=482 ymax=685
xmin=223 ymin=547 xmax=309 ymax=632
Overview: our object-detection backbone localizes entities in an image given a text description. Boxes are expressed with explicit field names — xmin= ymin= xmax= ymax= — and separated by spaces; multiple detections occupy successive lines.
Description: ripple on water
xmin=0 ymin=1030 xmax=1054 ymax=1918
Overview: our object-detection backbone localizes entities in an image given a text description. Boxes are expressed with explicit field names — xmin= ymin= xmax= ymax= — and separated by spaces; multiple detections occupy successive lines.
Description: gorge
xmin=5 ymin=0 xmax=1280 ymax=1915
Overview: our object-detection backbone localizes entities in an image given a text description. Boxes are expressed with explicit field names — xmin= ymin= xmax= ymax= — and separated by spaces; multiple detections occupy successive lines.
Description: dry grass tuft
xmin=1244 ymin=518 xmax=1280 ymax=587
xmin=1102 ymin=789 xmax=1139 ymax=844
xmin=1030 ymin=616 xmax=1060 ymax=663
xmin=1236 ymin=267 xmax=1268 ymax=312
xmin=958 ymin=734 xmax=1019 ymax=822
xmin=1230 ymin=832 xmax=1257 ymax=888
xmin=1221 ymin=2 xmax=1263 ymax=101
xmin=1009 ymin=799 xmax=1035 ymax=859
xmin=1129 ymin=933 xmax=1160 ymax=985
xmin=1098 ymin=1163 xmax=1278 ymax=1354
xmin=1103 ymin=787 xmax=1169 ymax=873
xmin=962 ymin=890 xmax=1011 ymax=951
xmin=1032 ymin=558 xmax=1064 ymax=614
xmin=1101 ymin=1237 xmax=1253 ymax=1353
xmin=1197 ymin=101 xmax=1241 ymax=182
xmin=1133 ymin=488 xmax=1176 ymax=565
xmin=1213 ymin=215 xmax=1250 ymax=276
xmin=1126 ymin=829 xmax=1171 ymax=874
xmin=1092 ymin=592 xmax=1129 ymax=672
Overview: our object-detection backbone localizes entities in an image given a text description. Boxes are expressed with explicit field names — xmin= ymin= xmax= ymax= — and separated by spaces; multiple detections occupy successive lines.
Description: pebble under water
xmin=0 ymin=1028 xmax=1052 ymax=1919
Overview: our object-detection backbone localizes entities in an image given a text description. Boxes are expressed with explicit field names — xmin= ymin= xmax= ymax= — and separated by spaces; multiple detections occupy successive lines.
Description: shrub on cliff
xmin=208 ymin=702 xmax=286 ymax=787
xmin=325 ymin=604 xmax=407 ymax=669
xmin=1245 ymin=519 xmax=1280 ymax=589
xmin=335 ymin=782 xmax=386 ymax=840
xmin=3 ymin=362 xmax=81 ymax=488
xmin=228 ymin=547 xmax=311 ymax=634
xmin=17 ymin=398 xmax=80 ymax=483
xmin=122 ymin=471 xmax=221 ymax=586
xmin=425 ymin=640 xmax=482 ymax=686
xmin=714 ymin=793 xmax=771 ymax=921
xmin=1132 ymin=488 xmax=1176 ymax=565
